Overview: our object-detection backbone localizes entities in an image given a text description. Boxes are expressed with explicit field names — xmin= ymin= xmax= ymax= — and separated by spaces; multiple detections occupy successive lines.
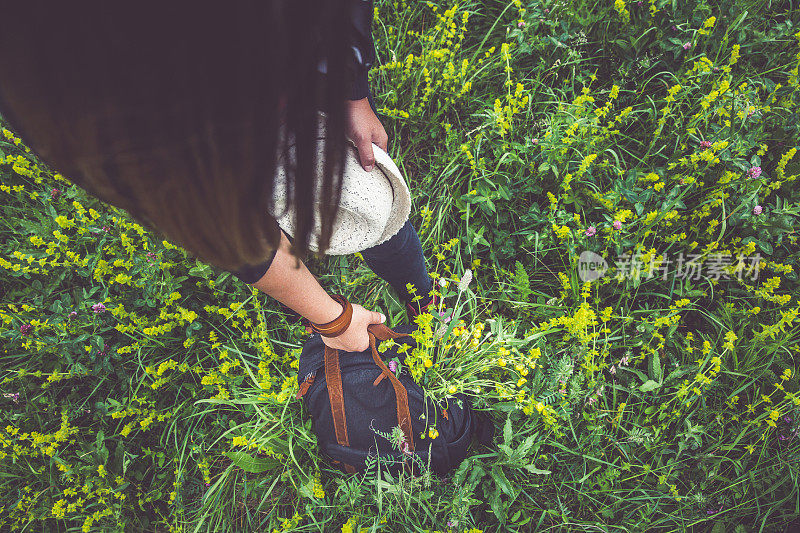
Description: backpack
xmin=296 ymin=323 xmax=495 ymax=476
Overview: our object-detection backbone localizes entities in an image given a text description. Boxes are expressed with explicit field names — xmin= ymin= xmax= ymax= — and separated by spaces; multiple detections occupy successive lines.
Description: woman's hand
xmin=345 ymin=97 xmax=388 ymax=172
xmin=321 ymin=302 xmax=385 ymax=353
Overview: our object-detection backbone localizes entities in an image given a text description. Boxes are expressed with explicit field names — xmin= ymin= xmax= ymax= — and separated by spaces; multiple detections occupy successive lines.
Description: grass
xmin=1 ymin=0 xmax=800 ymax=531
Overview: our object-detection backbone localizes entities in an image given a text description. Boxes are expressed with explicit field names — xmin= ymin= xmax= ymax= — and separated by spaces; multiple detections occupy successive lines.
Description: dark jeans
xmin=360 ymin=219 xmax=432 ymax=305
xmin=359 ymin=93 xmax=432 ymax=304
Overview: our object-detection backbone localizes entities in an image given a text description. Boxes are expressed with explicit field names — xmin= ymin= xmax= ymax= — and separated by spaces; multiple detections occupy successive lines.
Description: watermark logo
xmin=578 ymin=250 xmax=608 ymax=282
xmin=577 ymin=250 xmax=762 ymax=282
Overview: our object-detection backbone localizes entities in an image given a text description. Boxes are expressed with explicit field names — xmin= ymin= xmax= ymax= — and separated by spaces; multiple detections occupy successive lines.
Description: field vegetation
xmin=1 ymin=0 xmax=799 ymax=531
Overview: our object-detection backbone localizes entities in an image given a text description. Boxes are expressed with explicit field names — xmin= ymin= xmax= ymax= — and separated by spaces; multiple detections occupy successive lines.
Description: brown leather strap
xmin=368 ymin=322 xmax=410 ymax=342
xmin=407 ymin=294 xmax=437 ymax=317
xmin=370 ymin=324 xmax=408 ymax=387
xmin=311 ymin=295 xmax=353 ymax=338
xmin=369 ymin=323 xmax=410 ymax=388
xmin=295 ymin=373 xmax=315 ymax=400
xmin=324 ymin=344 xmax=352 ymax=462
xmin=324 ymin=322 xmax=413 ymax=473
xmin=331 ymin=459 xmax=356 ymax=473
xmin=367 ymin=326 xmax=415 ymax=452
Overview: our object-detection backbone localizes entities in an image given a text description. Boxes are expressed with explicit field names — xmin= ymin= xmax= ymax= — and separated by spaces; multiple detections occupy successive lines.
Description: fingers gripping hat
xmin=270 ymin=113 xmax=412 ymax=255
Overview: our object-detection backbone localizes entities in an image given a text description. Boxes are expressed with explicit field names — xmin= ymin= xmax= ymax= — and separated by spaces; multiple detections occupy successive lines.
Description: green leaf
xmin=189 ymin=260 xmax=213 ymax=279
xmin=498 ymin=444 xmax=514 ymax=459
xmin=489 ymin=486 xmax=505 ymax=524
xmin=503 ymin=416 xmax=512 ymax=447
xmin=649 ymin=350 xmax=662 ymax=382
xmin=494 ymin=401 xmax=518 ymax=413
xmin=515 ymin=434 xmax=538 ymax=458
xmin=491 ymin=465 xmax=515 ymax=498
xmin=513 ymin=261 xmax=532 ymax=303
xmin=523 ymin=465 xmax=552 ymax=475
xmin=639 ymin=380 xmax=661 ymax=392
xmin=467 ymin=463 xmax=486 ymax=487
xmin=224 ymin=452 xmax=281 ymax=473
xmin=664 ymin=366 xmax=692 ymax=384
xmin=710 ymin=521 xmax=726 ymax=533
xmin=620 ymin=367 xmax=649 ymax=382
xmin=298 ymin=479 xmax=316 ymax=499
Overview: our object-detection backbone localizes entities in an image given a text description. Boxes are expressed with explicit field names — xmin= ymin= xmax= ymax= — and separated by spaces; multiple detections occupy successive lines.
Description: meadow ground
xmin=1 ymin=0 xmax=800 ymax=531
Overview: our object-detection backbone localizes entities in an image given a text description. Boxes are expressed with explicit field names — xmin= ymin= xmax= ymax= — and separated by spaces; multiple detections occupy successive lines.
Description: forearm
xmin=251 ymin=231 xmax=342 ymax=325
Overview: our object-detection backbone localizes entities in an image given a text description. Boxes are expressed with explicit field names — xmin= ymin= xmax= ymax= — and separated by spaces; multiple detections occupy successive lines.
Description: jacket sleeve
xmin=347 ymin=0 xmax=376 ymax=100
xmin=228 ymin=218 xmax=282 ymax=285
xmin=229 ymin=247 xmax=279 ymax=284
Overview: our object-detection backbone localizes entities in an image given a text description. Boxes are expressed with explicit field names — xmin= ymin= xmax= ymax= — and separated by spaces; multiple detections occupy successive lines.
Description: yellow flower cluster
xmin=697 ymin=16 xmax=716 ymax=36
xmin=614 ymin=0 xmax=630 ymax=23
xmin=675 ymin=339 xmax=722 ymax=404
xmin=459 ymin=140 xmax=486 ymax=178
xmin=376 ymin=3 xmax=477 ymax=116
xmin=755 ymin=303 xmax=800 ymax=341
xmin=109 ymin=395 xmax=173 ymax=438
xmin=775 ymin=147 xmax=797 ymax=181
xmin=655 ymin=84 xmax=682 ymax=135
xmin=691 ymin=56 xmax=714 ymax=74
xmin=728 ymin=44 xmax=740 ymax=69
xmin=552 ymin=223 xmax=572 ymax=242
xmin=3 ymin=410 xmax=79 ymax=459
xmin=538 ymin=301 xmax=599 ymax=345
xmin=312 ymin=471 xmax=325 ymax=499
xmin=272 ymin=512 xmax=303 ymax=533
xmin=493 ymin=82 xmax=529 ymax=138
xmin=523 ymin=399 xmax=560 ymax=433
xmin=554 ymin=84 xmax=630 ymax=168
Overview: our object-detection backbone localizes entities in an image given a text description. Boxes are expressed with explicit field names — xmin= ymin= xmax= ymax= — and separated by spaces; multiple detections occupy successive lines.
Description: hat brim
xmin=366 ymin=142 xmax=412 ymax=250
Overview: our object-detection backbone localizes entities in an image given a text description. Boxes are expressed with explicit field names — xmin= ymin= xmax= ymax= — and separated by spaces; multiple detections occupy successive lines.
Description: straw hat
xmin=270 ymin=114 xmax=411 ymax=255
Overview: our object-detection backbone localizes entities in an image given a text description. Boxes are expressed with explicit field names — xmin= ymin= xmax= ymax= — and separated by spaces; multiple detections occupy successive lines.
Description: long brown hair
xmin=0 ymin=1 xmax=348 ymax=272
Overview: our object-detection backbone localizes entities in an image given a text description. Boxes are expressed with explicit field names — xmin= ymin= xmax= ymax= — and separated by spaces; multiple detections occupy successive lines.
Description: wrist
xmin=345 ymin=97 xmax=370 ymax=109
xmin=305 ymin=295 xmax=347 ymax=326
xmin=308 ymin=295 xmax=353 ymax=338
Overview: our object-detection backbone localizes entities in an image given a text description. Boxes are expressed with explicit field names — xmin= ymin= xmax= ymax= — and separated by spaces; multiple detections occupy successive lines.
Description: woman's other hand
xmin=321 ymin=302 xmax=385 ymax=353
xmin=345 ymin=97 xmax=388 ymax=172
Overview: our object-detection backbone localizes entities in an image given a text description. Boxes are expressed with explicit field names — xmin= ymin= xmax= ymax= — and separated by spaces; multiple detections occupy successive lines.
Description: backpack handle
xmin=369 ymin=323 xmax=410 ymax=387
xmin=366 ymin=326 xmax=415 ymax=453
xmin=367 ymin=322 xmax=410 ymax=342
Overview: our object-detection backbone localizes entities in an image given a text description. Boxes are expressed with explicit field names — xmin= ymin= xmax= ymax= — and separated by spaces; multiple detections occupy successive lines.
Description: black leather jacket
xmin=347 ymin=0 xmax=376 ymax=100
xmin=231 ymin=0 xmax=376 ymax=284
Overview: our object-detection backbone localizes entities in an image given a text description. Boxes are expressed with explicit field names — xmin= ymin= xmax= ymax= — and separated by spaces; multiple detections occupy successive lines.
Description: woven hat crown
xmin=270 ymin=113 xmax=411 ymax=255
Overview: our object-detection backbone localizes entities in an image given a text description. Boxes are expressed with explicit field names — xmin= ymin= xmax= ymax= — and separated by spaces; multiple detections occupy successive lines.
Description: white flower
xmin=458 ymin=269 xmax=473 ymax=292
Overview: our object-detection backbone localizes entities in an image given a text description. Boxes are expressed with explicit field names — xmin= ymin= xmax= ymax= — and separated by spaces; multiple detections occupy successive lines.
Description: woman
xmin=0 ymin=1 xmax=434 ymax=353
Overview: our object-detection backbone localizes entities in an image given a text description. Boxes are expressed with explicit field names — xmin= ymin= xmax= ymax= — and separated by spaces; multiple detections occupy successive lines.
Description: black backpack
xmin=296 ymin=323 xmax=495 ymax=476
